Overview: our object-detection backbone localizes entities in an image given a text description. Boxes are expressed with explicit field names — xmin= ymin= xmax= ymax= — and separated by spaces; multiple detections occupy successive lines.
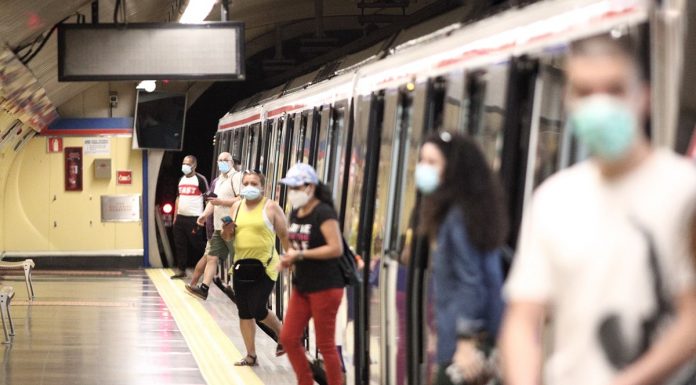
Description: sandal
xmin=234 ymin=354 xmax=258 ymax=366
xmin=275 ymin=343 xmax=286 ymax=357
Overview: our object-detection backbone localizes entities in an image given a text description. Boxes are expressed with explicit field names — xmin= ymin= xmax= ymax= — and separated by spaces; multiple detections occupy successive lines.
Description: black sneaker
xmin=170 ymin=271 xmax=186 ymax=280
xmin=185 ymin=284 xmax=208 ymax=300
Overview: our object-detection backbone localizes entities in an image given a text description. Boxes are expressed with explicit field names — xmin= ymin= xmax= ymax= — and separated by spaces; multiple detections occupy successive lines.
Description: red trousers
xmin=280 ymin=287 xmax=344 ymax=385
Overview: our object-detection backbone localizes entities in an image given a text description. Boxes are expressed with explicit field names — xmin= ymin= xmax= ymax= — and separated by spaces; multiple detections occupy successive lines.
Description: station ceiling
xmin=0 ymin=0 xmax=446 ymax=112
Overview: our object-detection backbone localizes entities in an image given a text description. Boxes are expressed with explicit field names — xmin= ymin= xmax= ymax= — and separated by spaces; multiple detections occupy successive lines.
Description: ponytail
xmin=314 ymin=182 xmax=335 ymax=208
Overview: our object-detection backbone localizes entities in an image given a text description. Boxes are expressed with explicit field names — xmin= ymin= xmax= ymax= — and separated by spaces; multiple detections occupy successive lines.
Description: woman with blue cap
xmin=278 ymin=163 xmax=346 ymax=385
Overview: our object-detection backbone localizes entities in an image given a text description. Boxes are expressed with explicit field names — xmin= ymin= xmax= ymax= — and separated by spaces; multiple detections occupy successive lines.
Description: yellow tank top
xmin=233 ymin=197 xmax=279 ymax=281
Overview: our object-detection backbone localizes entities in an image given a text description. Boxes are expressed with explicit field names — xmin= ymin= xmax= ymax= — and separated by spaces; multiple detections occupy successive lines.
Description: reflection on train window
xmin=467 ymin=64 xmax=509 ymax=171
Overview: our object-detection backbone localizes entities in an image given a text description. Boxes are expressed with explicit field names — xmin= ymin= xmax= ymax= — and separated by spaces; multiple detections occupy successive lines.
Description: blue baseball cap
xmin=280 ymin=163 xmax=319 ymax=187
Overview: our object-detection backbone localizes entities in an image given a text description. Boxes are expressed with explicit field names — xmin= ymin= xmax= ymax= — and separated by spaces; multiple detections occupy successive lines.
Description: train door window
xmin=265 ymin=119 xmax=282 ymax=199
xmin=329 ymin=101 xmax=349 ymax=222
xmin=276 ymin=115 xmax=295 ymax=211
xmin=306 ymin=109 xmax=321 ymax=166
xmin=260 ymin=119 xmax=274 ymax=175
xmin=294 ymin=112 xmax=308 ymax=165
xmin=345 ymin=91 xmax=385 ymax=385
xmin=441 ymin=70 xmax=467 ymax=133
xmin=530 ymin=59 xmax=566 ymax=189
xmin=315 ymin=106 xmax=332 ymax=179
xmin=248 ymin=122 xmax=262 ymax=169
xmin=467 ymin=64 xmax=510 ymax=171
xmin=425 ymin=77 xmax=446 ymax=131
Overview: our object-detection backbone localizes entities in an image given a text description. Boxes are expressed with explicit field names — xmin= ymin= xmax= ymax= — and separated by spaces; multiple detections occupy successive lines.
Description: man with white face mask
xmin=501 ymin=35 xmax=696 ymax=385
xmin=171 ymin=155 xmax=209 ymax=279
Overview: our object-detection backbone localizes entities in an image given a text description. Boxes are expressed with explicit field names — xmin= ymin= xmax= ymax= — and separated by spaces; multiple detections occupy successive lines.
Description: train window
xmin=331 ymin=100 xmax=351 ymax=226
xmin=467 ymin=64 xmax=510 ymax=171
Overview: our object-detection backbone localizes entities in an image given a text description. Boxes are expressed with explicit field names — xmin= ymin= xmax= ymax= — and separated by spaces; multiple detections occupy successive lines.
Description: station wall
xmin=2 ymin=131 xmax=143 ymax=255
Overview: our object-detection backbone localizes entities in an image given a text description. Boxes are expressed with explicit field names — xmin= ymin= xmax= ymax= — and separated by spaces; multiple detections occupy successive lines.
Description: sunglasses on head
xmin=243 ymin=169 xmax=263 ymax=175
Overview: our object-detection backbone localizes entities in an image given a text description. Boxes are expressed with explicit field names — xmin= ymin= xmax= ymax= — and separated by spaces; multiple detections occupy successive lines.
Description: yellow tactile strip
xmin=147 ymin=268 xmax=265 ymax=385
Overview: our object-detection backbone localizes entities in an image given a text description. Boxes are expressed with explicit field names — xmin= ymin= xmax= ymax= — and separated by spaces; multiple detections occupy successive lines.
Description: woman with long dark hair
xmin=416 ymin=131 xmax=508 ymax=385
xmin=278 ymin=163 xmax=346 ymax=385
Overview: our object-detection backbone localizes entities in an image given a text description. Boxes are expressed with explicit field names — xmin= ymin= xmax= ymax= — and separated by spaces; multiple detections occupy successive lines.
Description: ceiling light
xmin=136 ymin=80 xmax=156 ymax=92
xmin=180 ymin=0 xmax=217 ymax=23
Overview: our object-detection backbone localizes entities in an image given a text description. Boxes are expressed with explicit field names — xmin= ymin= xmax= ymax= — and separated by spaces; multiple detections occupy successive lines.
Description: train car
xmin=213 ymin=0 xmax=689 ymax=384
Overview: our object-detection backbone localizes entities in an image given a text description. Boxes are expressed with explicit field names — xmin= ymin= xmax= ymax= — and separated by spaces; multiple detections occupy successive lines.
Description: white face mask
xmin=288 ymin=189 xmax=311 ymax=208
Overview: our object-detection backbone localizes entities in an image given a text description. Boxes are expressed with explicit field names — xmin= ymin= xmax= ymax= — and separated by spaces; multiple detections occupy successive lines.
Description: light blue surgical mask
xmin=570 ymin=95 xmax=637 ymax=161
xmin=218 ymin=161 xmax=231 ymax=173
xmin=415 ymin=163 xmax=440 ymax=195
xmin=240 ymin=186 xmax=262 ymax=201
xmin=181 ymin=164 xmax=192 ymax=175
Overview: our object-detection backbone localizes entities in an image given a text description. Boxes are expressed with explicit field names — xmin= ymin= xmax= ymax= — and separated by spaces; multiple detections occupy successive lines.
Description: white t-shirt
xmin=504 ymin=149 xmax=696 ymax=385
xmin=177 ymin=174 xmax=205 ymax=216
xmin=212 ymin=171 xmax=239 ymax=230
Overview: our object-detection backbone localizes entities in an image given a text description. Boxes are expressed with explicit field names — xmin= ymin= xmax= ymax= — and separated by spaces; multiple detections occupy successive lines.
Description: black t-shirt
xmin=288 ymin=202 xmax=345 ymax=293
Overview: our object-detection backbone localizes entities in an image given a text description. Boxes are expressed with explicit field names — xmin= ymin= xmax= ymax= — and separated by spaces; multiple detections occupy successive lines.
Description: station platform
xmin=0 ymin=268 xmax=296 ymax=385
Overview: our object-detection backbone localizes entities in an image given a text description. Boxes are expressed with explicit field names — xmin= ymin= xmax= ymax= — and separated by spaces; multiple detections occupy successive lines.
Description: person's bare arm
xmin=610 ymin=289 xmax=696 ymax=385
xmin=500 ymin=300 xmax=547 ymax=385
xmin=197 ymin=202 xmax=214 ymax=225
xmin=269 ymin=202 xmax=290 ymax=252
xmin=173 ymin=196 xmax=179 ymax=224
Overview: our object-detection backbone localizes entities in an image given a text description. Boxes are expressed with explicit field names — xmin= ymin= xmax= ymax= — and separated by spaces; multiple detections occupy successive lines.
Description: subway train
xmin=210 ymin=0 xmax=694 ymax=384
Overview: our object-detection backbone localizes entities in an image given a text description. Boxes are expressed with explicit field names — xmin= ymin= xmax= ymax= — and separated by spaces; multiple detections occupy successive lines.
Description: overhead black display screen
xmin=58 ymin=22 xmax=244 ymax=81
xmin=133 ymin=90 xmax=187 ymax=151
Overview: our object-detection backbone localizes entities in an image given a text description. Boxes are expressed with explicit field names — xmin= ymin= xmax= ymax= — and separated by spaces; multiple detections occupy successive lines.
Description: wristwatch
xmin=296 ymin=251 xmax=305 ymax=261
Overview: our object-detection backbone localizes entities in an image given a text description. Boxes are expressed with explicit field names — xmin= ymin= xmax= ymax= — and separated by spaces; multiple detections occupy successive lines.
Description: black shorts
xmin=233 ymin=273 xmax=275 ymax=320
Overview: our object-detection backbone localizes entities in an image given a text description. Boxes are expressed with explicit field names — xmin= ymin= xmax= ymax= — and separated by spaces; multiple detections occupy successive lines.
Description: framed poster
xmin=64 ymin=146 xmax=83 ymax=191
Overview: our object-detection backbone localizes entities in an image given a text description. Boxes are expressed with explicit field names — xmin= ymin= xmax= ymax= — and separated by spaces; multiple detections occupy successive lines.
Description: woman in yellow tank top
xmin=222 ymin=170 xmax=290 ymax=367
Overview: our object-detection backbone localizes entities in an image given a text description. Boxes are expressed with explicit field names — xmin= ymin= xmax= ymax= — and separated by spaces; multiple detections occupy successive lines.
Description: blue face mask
xmin=218 ymin=161 xmax=231 ymax=173
xmin=240 ymin=186 xmax=262 ymax=201
xmin=415 ymin=163 xmax=440 ymax=195
xmin=181 ymin=164 xmax=192 ymax=175
xmin=570 ymin=95 xmax=637 ymax=161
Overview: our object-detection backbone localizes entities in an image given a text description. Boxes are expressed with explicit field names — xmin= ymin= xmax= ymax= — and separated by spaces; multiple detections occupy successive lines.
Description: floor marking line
xmin=147 ymin=268 xmax=265 ymax=385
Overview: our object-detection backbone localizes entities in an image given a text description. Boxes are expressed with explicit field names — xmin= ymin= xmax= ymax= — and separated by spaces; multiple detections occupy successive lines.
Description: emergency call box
xmin=93 ymin=158 xmax=112 ymax=179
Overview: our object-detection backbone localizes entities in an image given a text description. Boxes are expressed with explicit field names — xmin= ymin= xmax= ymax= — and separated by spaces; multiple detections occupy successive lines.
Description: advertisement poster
xmin=64 ymin=147 xmax=83 ymax=191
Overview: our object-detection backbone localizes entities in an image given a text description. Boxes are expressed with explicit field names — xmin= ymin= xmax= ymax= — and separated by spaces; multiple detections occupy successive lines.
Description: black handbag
xmin=231 ymin=200 xmax=274 ymax=284
xmin=338 ymin=237 xmax=362 ymax=286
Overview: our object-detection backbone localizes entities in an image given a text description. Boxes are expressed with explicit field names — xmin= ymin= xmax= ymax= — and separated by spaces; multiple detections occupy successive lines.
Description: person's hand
xmin=207 ymin=197 xmax=223 ymax=206
xmin=196 ymin=215 xmax=206 ymax=226
xmin=220 ymin=221 xmax=235 ymax=241
xmin=279 ymin=248 xmax=300 ymax=270
xmin=452 ymin=339 xmax=486 ymax=382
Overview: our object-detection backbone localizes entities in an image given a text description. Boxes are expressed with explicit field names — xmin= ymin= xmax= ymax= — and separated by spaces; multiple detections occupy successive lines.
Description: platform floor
xmin=0 ymin=268 xmax=297 ymax=385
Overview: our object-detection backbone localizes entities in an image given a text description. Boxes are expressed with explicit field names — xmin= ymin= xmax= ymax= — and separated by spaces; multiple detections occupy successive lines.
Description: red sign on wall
xmin=117 ymin=170 xmax=132 ymax=185
xmin=64 ymin=147 xmax=83 ymax=191
xmin=47 ymin=137 xmax=63 ymax=153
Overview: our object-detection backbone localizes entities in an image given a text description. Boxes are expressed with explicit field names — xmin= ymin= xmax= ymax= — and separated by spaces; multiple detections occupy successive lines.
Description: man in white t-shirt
xmin=170 ymin=155 xmax=209 ymax=279
xmin=500 ymin=35 xmax=696 ymax=385
xmin=185 ymin=152 xmax=241 ymax=299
